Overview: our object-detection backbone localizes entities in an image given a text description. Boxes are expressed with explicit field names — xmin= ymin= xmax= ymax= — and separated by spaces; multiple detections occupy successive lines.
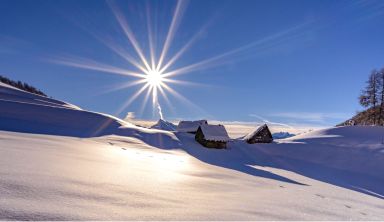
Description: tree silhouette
xmin=0 ymin=75 xmax=46 ymax=96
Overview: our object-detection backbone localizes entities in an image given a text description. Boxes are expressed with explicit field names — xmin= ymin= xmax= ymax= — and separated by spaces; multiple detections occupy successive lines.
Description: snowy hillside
xmin=272 ymin=126 xmax=384 ymax=179
xmin=0 ymin=83 xmax=179 ymax=148
xmin=339 ymin=106 xmax=384 ymax=126
xmin=0 ymin=82 xmax=79 ymax=109
xmin=1 ymin=83 xmax=384 ymax=220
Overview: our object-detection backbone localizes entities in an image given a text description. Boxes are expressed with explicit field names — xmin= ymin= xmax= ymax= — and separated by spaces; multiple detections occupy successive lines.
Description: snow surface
xmin=0 ymin=83 xmax=179 ymax=148
xmin=1 ymin=83 xmax=384 ymax=220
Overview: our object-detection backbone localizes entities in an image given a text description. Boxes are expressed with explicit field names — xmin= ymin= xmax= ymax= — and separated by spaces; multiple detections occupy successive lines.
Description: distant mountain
xmin=272 ymin=132 xmax=296 ymax=139
xmin=150 ymin=119 xmax=177 ymax=131
xmin=338 ymin=107 xmax=384 ymax=126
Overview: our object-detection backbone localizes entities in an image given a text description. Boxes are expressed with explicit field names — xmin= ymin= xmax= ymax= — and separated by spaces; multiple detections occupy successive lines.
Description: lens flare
xmin=50 ymin=0 xmax=311 ymax=120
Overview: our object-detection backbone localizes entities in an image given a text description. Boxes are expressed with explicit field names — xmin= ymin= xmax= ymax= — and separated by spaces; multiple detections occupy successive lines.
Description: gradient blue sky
xmin=1 ymin=0 xmax=384 ymax=127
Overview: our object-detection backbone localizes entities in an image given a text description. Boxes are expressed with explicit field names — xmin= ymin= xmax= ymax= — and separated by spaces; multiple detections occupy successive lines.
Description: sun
xmin=52 ymin=0 xmax=311 ymax=120
xmin=53 ymin=0 xmax=207 ymax=119
xmin=146 ymin=69 xmax=164 ymax=88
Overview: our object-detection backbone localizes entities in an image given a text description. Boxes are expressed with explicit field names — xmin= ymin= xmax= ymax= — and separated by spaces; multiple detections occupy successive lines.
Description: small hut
xmin=177 ymin=120 xmax=208 ymax=133
xmin=244 ymin=124 xmax=273 ymax=144
xmin=195 ymin=124 xmax=230 ymax=149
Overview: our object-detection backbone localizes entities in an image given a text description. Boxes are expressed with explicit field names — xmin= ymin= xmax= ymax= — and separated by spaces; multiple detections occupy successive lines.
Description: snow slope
xmin=1 ymin=83 xmax=384 ymax=220
xmin=0 ymin=82 xmax=80 ymax=110
xmin=0 ymin=83 xmax=179 ymax=148
xmin=274 ymin=126 xmax=384 ymax=179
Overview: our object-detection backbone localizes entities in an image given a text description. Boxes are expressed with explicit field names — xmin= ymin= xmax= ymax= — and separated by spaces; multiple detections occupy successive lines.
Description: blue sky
xmin=1 ymin=0 xmax=384 ymax=127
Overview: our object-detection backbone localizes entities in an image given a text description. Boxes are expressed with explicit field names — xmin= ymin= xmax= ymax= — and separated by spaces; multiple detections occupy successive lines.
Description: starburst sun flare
xmin=50 ymin=0 xmax=310 ymax=120
xmin=52 ymin=0 xmax=197 ymax=120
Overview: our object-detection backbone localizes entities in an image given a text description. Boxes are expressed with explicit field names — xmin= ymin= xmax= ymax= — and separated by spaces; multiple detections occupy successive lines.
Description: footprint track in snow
xmin=315 ymin=194 xmax=325 ymax=199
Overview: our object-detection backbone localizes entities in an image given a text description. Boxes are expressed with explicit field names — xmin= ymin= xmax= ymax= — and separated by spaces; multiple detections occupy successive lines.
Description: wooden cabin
xmin=195 ymin=124 xmax=230 ymax=149
xmin=177 ymin=120 xmax=208 ymax=133
xmin=244 ymin=124 xmax=273 ymax=144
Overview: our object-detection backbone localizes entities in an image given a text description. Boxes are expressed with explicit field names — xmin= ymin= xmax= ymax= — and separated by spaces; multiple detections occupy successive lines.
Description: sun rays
xmin=102 ymin=0 xmax=195 ymax=119
xmin=49 ymin=0 xmax=313 ymax=120
xmin=52 ymin=0 xmax=193 ymax=120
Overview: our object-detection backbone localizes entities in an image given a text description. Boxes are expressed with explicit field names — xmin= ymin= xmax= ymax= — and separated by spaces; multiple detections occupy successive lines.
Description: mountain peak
xmin=150 ymin=119 xmax=176 ymax=131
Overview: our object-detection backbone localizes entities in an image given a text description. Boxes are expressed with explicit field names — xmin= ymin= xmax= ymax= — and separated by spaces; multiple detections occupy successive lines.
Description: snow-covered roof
xmin=200 ymin=124 xmax=230 ymax=142
xmin=177 ymin=120 xmax=207 ymax=132
xmin=244 ymin=124 xmax=271 ymax=140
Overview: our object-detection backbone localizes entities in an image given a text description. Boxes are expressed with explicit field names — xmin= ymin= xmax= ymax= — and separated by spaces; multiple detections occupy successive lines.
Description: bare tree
xmin=360 ymin=70 xmax=380 ymax=125
xmin=379 ymin=68 xmax=384 ymax=125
